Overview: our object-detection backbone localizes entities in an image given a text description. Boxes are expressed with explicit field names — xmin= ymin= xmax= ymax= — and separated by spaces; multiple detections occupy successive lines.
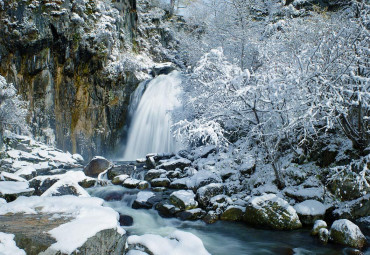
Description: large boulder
xmin=293 ymin=200 xmax=326 ymax=225
xmin=157 ymin=158 xmax=192 ymax=171
xmin=220 ymin=206 xmax=245 ymax=221
xmin=329 ymin=219 xmax=367 ymax=249
xmin=84 ymin=156 xmax=112 ymax=177
xmin=107 ymin=165 xmax=136 ymax=180
xmin=0 ymin=196 xmax=126 ymax=255
xmin=196 ymin=183 xmax=225 ymax=209
xmin=0 ymin=181 xmax=35 ymax=202
xmin=243 ymin=194 xmax=302 ymax=230
xmin=170 ymin=190 xmax=198 ymax=210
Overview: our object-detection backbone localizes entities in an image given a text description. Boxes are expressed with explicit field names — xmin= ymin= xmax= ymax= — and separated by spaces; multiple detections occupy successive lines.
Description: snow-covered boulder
xmin=171 ymin=171 xmax=222 ymax=191
xmin=123 ymin=178 xmax=142 ymax=189
xmin=0 ymin=181 xmax=34 ymax=202
xmin=196 ymin=183 xmax=225 ymax=209
xmin=331 ymin=194 xmax=370 ymax=220
xmin=125 ymin=230 xmax=210 ymax=255
xmin=150 ymin=178 xmax=170 ymax=188
xmin=29 ymin=171 xmax=94 ymax=196
xmin=203 ymin=210 xmax=219 ymax=224
xmin=170 ymin=190 xmax=198 ymax=210
xmin=243 ymin=194 xmax=302 ymax=230
xmin=144 ymin=169 xmax=167 ymax=181
xmin=294 ymin=200 xmax=326 ymax=225
xmin=0 ymin=172 xmax=27 ymax=182
xmin=157 ymin=158 xmax=192 ymax=171
xmin=132 ymin=191 xmax=158 ymax=209
xmin=112 ymin=174 xmax=130 ymax=185
xmin=107 ymin=165 xmax=136 ymax=180
xmin=220 ymin=206 xmax=245 ymax=221
xmin=155 ymin=202 xmax=181 ymax=218
xmin=319 ymin=228 xmax=329 ymax=244
xmin=83 ymin=156 xmax=112 ymax=177
xmin=311 ymin=220 xmax=327 ymax=236
xmin=329 ymin=219 xmax=367 ymax=249
xmin=284 ymin=186 xmax=324 ymax=202
xmin=176 ymin=208 xmax=206 ymax=221
xmin=0 ymin=196 xmax=126 ymax=254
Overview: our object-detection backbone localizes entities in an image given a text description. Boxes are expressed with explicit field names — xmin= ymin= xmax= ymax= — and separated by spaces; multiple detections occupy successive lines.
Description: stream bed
xmin=88 ymin=185 xmax=369 ymax=255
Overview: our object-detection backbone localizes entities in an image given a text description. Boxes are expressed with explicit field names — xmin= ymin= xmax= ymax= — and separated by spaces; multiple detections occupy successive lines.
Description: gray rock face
xmin=84 ymin=157 xmax=112 ymax=177
xmin=0 ymin=0 xmax=138 ymax=159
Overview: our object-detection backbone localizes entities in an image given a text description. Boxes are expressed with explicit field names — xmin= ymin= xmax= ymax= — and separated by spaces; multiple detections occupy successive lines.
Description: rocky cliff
xmin=0 ymin=0 xmax=139 ymax=159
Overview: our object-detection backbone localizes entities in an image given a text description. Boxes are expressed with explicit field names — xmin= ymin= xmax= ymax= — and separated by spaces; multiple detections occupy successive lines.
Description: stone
xmin=112 ymin=175 xmax=130 ymax=185
xmin=150 ymin=178 xmax=170 ymax=188
xmin=122 ymin=178 xmax=142 ymax=189
xmin=311 ymin=220 xmax=328 ymax=236
xmin=220 ymin=206 xmax=245 ymax=221
xmin=83 ymin=157 xmax=112 ymax=178
xmin=331 ymin=194 xmax=370 ymax=220
xmin=203 ymin=211 xmax=219 ymax=224
xmin=137 ymin=181 xmax=149 ymax=190
xmin=319 ymin=228 xmax=329 ymax=244
xmin=146 ymin=156 xmax=156 ymax=169
xmin=119 ymin=215 xmax=134 ymax=226
xmin=144 ymin=169 xmax=167 ymax=181
xmin=155 ymin=202 xmax=181 ymax=218
xmin=243 ymin=194 xmax=302 ymax=230
xmin=328 ymin=174 xmax=369 ymax=201
xmin=170 ymin=190 xmax=198 ymax=210
xmin=169 ymin=181 xmax=188 ymax=190
xmin=293 ymin=200 xmax=326 ymax=225
xmin=107 ymin=165 xmax=136 ymax=180
xmin=176 ymin=208 xmax=206 ymax=221
xmin=0 ymin=181 xmax=35 ymax=202
xmin=78 ymin=179 xmax=96 ymax=189
xmin=329 ymin=219 xmax=367 ymax=249
xmin=157 ymin=158 xmax=192 ymax=171
xmin=196 ymin=183 xmax=225 ymax=209
xmin=284 ymin=187 xmax=325 ymax=202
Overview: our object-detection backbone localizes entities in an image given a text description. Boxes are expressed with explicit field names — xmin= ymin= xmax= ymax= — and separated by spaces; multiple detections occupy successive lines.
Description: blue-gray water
xmin=88 ymin=186 xmax=369 ymax=255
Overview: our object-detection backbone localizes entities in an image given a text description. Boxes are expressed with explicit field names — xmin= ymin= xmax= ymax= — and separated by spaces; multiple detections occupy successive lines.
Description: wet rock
xmin=119 ymin=215 xmax=134 ymax=226
xmin=203 ymin=210 xmax=219 ymax=224
xmin=122 ymin=178 xmax=142 ymax=189
xmin=132 ymin=191 xmax=158 ymax=209
xmin=144 ymin=169 xmax=167 ymax=181
xmin=170 ymin=190 xmax=198 ymax=210
xmin=157 ymin=158 xmax=192 ymax=171
xmin=169 ymin=181 xmax=188 ymax=190
xmin=112 ymin=175 xmax=130 ymax=185
xmin=137 ymin=181 xmax=149 ymax=190
xmin=243 ymin=194 xmax=302 ymax=230
xmin=176 ymin=208 xmax=206 ymax=221
xmin=319 ymin=228 xmax=329 ymax=244
xmin=294 ymin=200 xmax=326 ymax=225
xmin=166 ymin=170 xmax=182 ymax=179
xmin=78 ymin=179 xmax=96 ymax=189
xmin=151 ymin=62 xmax=176 ymax=77
xmin=155 ymin=202 xmax=181 ymax=218
xmin=329 ymin=219 xmax=367 ymax=249
xmin=150 ymin=178 xmax=170 ymax=188
xmin=196 ymin=183 xmax=225 ymax=209
xmin=108 ymin=165 xmax=136 ymax=180
xmin=220 ymin=206 xmax=245 ymax=221
xmin=311 ymin=220 xmax=328 ymax=236
xmin=83 ymin=157 xmax=112 ymax=178
xmin=146 ymin=156 xmax=156 ymax=169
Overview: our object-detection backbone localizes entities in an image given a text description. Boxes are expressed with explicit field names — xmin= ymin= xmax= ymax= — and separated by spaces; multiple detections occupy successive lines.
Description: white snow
xmin=136 ymin=191 xmax=155 ymax=203
xmin=250 ymin=194 xmax=298 ymax=218
xmin=170 ymin=190 xmax=197 ymax=208
xmin=0 ymin=181 xmax=34 ymax=195
xmin=0 ymin=198 xmax=6 ymax=204
xmin=0 ymin=232 xmax=26 ymax=255
xmin=0 ymin=196 xmax=125 ymax=254
xmin=171 ymin=170 xmax=221 ymax=189
xmin=0 ymin=172 xmax=27 ymax=182
xmin=330 ymin=219 xmax=366 ymax=243
xmin=294 ymin=200 xmax=326 ymax=215
xmin=126 ymin=230 xmax=210 ymax=255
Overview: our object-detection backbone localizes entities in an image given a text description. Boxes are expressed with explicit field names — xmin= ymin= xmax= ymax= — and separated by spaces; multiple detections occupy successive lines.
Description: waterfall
xmin=123 ymin=71 xmax=182 ymax=160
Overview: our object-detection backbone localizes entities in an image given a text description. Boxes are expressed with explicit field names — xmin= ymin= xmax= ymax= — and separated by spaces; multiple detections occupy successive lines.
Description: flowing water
xmin=88 ymin=185 xmax=369 ymax=255
xmin=122 ymin=71 xmax=183 ymax=160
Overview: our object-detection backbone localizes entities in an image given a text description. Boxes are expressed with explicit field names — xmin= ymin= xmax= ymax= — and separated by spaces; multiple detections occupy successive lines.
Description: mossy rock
xmin=220 ymin=206 xmax=244 ymax=221
xmin=330 ymin=219 xmax=367 ymax=249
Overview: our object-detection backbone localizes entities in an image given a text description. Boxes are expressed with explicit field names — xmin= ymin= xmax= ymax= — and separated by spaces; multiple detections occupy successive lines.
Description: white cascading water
xmin=123 ymin=71 xmax=182 ymax=160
